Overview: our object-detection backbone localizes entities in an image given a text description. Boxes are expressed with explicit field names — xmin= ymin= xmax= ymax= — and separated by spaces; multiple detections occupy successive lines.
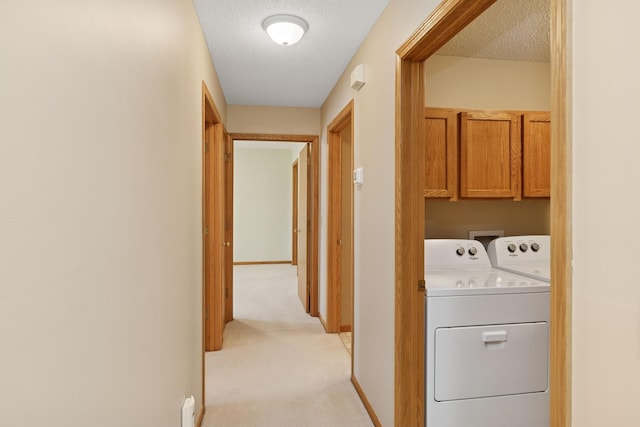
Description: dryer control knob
xmin=519 ymin=243 xmax=529 ymax=252
xmin=456 ymin=247 xmax=465 ymax=256
xmin=507 ymin=244 xmax=517 ymax=253
xmin=531 ymin=242 xmax=540 ymax=252
xmin=468 ymin=247 xmax=478 ymax=256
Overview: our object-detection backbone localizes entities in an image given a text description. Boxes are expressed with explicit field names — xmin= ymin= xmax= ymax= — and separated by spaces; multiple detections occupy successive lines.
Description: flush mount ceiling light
xmin=262 ymin=14 xmax=308 ymax=46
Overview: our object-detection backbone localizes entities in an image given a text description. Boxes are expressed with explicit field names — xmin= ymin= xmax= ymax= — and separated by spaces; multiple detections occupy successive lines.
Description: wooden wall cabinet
xmin=460 ymin=111 xmax=521 ymax=200
xmin=522 ymin=112 xmax=551 ymax=197
xmin=423 ymin=107 xmax=550 ymax=201
xmin=424 ymin=108 xmax=458 ymax=200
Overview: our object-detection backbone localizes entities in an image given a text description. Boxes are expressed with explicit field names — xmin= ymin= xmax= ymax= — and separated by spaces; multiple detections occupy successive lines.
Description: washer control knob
xmin=507 ymin=244 xmax=517 ymax=253
xmin=519 ymin=243 xmax=529 ymax=252
xmin=456 ymin=247 xmax=465 ymax=256
xmin=468 ymin=247 xmax=478 ymax=256
xmin=531 ymin=242 xmax=540 ymax=252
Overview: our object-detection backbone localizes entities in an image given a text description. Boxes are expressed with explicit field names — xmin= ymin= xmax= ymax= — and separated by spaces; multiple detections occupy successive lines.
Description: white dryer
xmin=425 ymin=239 xmax=550 ymax=427
xmin=487 ymin=235 xmax=550 ymax=282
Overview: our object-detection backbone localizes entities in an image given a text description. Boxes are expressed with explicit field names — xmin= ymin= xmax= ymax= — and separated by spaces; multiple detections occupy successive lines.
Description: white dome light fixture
xmin=262 ymin=14 xmax=308 ymax=46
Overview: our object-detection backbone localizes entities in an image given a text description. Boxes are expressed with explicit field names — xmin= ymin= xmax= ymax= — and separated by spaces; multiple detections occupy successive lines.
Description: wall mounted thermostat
xmin=353 ymin=167 xmax=364 ymax=185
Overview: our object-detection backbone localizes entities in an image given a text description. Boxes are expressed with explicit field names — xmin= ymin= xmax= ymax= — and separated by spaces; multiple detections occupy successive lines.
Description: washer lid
xmin=425 ymin=268 xmax=550 ymax=296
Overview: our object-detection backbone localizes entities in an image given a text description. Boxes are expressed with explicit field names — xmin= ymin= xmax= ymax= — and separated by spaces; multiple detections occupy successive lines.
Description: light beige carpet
xmin=202 ymin=264 xmax=374 ymax=427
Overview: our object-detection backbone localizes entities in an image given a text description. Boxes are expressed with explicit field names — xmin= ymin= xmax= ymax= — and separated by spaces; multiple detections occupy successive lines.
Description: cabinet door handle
xmin=482 ymin=331 xmax=508 ymax=343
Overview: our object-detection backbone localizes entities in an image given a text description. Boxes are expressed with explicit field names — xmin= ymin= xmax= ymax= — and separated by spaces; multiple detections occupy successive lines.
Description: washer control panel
xmin=426 ymin=239 xmax=491 ymax=269
xmin=488 ymin=235 xmax=550 ymax=266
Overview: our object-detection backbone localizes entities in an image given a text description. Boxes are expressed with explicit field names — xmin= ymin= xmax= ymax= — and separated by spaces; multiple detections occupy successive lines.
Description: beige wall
xmin=426 ymin=200 xmax=550 ymax=238
xmin=424 ymin=55 xmax=551 ymax=237
xmin=425 ymin=55 xmax=551 ymax=110
xmin=571 ymin=1 xmax=640 ymax=426
xmin=227 ymin=105 xmax=321 ymax=136
xmin=320 ymin=0 xmax=443 ymax=424
xmin=0 ymin=1 xmax=225 ymax=425
xmin=233 ymin=148 xmax=294 ymax=263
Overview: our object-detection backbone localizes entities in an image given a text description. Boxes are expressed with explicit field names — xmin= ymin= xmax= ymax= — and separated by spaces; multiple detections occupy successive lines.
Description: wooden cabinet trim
xmin=522 ymin=112 xmax=552 ymax=197
xmin=424 ymin=107 xmax=549 ymax=201
xmin=459 ymin=110 xmax=521 ymax=199
xmin=424 ymin=107 xmax=458 ymax=200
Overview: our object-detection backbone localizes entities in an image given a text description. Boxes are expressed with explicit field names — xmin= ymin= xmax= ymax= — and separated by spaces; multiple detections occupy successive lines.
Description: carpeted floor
xmin=202 ymin=264 xmax=373 ymax=427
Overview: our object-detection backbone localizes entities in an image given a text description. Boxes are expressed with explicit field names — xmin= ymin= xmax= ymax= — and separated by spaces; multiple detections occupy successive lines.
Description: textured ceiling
xmin=192 ymin=0 xmax=549 ymax=109
xmin=192 ymin=0 xmax=390 ymax=108
xmin=437 ymin=0 xmax=550 ymax=62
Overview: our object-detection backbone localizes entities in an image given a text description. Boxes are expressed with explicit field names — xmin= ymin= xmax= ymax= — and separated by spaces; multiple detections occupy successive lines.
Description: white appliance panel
xmin=424 ymin=239 xmax=550 ymax=427
xmin=428 ymin=393 xmax=549 ymax=427
xmin=426 ymin=269 xmax=549 ymax=296
xmin=487 ymin=235 xmax=551 ymax=282
xmin=426 ymin=292 xmax=550 ymax=328
xmin=434 ymin=322 xmax=549 ymax=401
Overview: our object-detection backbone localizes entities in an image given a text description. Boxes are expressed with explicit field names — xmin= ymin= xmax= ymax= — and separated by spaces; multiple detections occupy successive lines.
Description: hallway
xmin=202 ymin=265 xmax=373 ymax=427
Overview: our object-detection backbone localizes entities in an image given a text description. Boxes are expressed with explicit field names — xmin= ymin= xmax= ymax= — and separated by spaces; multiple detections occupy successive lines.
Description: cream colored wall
xmin=233 ymin=148 xmax=294 ymax=263
xmin=0 ymin=1 xmax=225 ymax=425
xmin=424 ymin=55 xmax=551 ymax=238
xmin=320 ymin=0 xmax=443 ymax=424
xmin=571 ymin=2 xmax=640 ymax=426
xmin=426 ymin=200 xmax=550 ymax=238
xmin=227 ymin=105 xmax=321 ymax=135
xmin=425 ymin=55 xmax=551 ymax=110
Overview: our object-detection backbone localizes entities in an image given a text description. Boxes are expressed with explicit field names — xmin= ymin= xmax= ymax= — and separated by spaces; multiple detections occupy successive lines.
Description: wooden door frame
xmin=229 ymin=133 xmax=320 ymax=317
xmin=297 ymin=144 xmax=311 ymax=311
xmin=224 ymin=132 xmax=234 ymax=323
xmin=292 ymin=160 xmax=299 ymax=266
xmin=201 ymin=81 xmax=225 ymax=426
xmin=394 ymin=1 xmax=571 ymax=426
xmin=326 ymin=100 xmax=355 ymax=334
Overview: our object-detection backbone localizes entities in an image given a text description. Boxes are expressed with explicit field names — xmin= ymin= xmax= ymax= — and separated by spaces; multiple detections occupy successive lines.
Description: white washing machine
xmin=425 ymin=239 xmax=550 ymax=427
xmin=487 ymin=235 xmax=550 ymax=282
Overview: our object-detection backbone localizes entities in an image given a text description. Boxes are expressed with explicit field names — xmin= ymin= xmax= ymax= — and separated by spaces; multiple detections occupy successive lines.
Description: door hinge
xmin=224 ymin=152 xmax=231 ymax=162
xmin=204 ymin=225 xmax=209 ymax=236
xmin=418 ymin=279 xmax=426 ymax=291
xmin=205 ymin=142 xmax=210 ymax=153
xmin=307 ymin=281 xmax=310 ymax=291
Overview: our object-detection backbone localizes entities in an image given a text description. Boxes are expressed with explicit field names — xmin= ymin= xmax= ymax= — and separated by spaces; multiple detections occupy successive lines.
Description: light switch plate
xmin=353 ymin=167 xmax=364 ymax=185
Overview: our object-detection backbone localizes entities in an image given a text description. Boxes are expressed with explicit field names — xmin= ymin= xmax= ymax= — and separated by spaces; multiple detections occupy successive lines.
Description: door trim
xmin=327 ymin=100 xmax=354 ymax=334
xmin=230 ymin=133 xmax=320 ymax=317
xmin=292 ymin=159 xmax=299 ymax=266
xmin=200 ymin=81 xmax=224 ymax=426
xmin=224 ymin=131 xmax=234 ymax=324
xmin=393 ymin=1 xmax=571 ymax=426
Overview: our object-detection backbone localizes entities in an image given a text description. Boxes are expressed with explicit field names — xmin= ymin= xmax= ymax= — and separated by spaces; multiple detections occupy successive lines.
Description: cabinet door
xmin=460 ymin=111 xmax=521 ymax=199
xmin=522 ymin=112 xmax=551 ymax=197
xmin=424 ymin=108 xmax=458 ymax=199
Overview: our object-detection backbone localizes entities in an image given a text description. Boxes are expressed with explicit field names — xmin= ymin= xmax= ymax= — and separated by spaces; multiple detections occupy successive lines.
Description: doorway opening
xmin=325 ymin=101 xmax=355 ymax=374
xmin=229 ymin=133 xmax=320 ymax=316
xmin=326 ymin=100 xmax=355 ymax=372
xmin=201 ymin=81 xmax=226 ymax=425
xmin=292 ymin=159 xmax=299 ymax=266
xmin=393 ymin=0 xmax=571 ymax=426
